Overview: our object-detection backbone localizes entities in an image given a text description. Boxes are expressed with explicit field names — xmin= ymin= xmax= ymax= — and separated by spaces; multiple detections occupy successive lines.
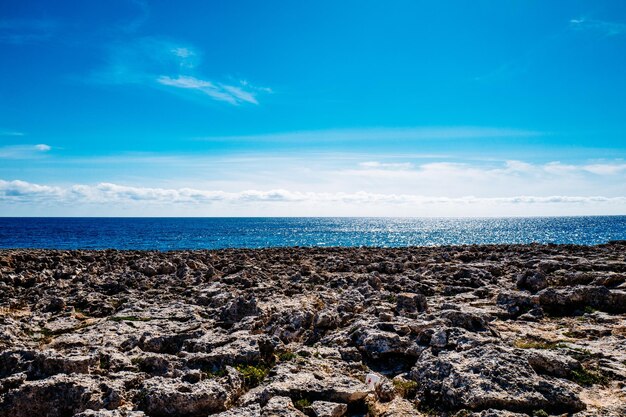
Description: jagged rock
xmin=219 ymin=295 xmax=260 ymax=325
xmin=375 ymin=397 xmax=419 ymax=416
xmin=496 ymin=291 xmax=538 ymax=318
xmin=185 ymin=333 xmax=277 ymax=369
xmin=536 ymin=285 xmax=626 ymax=314
xmin=74 ymin=410 xmax=146 ymax=417
xmin=213 ymin=403 xmax=262 ymax=416
xmin=0 ymin=374 xmax=122 ymax=417
xmin=516 ymin=270 xmax=548 ymax=293
xmin=310 ymin=400 xmax=348 ymax=417
xmin=240 ymin=362 xmax=368 ymax=406
xmin=439 ymin=309 xmax=489 ymax=332
xmin=136 ymin=369 xmax=243 ymax=416
xmin=352 ymin=326 xmax=421 ymax=359
xmin=471 ymin=410 xmax=529 ymax=417
xmin=1 ymin=245 xmax=624 ymax=416
xmin=429 ymin=328 xmax=448 ymax=348
xmin=395 ymin=292 xmax=428 ymax=314
xmin=410 ymin=346 xmax=585 ymax=414
xmin=374 ymin=377 xmax=396 ymax=402
xmin=262 ymin=396 xmax=306 ymax=417
xmin=525 ymin=349 xmax=581 ymax=378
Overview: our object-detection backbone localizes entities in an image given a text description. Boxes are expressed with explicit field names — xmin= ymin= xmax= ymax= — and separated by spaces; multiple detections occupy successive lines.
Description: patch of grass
xmin=235 ymin=363 xmax=270 ymax=388
xmin=277 ymin=351 xmax=297 ymax=362
xmin=571 ymin=366 xmax=609 ymax=387
xmin=203 ymin=368 xmax=227 ymax=379
xmin=533 ymin=410 xmax=549 ymax=417
xmin=583 ymin=306 xmax=597 ymax=314
xmin=392 ymin=379 xmax=419 ymax=398
xmin=564 ymin=346 xmax=593 ymax=361
xmin=294 ymin=398 xmax=312 ymax=410
xmin=513 ymin=338 xmax=565 ymax=350
xmin=385 ymin=294 xmax=397 ymax=303
xmin=109 ymin=315 xmax=152 ymax=322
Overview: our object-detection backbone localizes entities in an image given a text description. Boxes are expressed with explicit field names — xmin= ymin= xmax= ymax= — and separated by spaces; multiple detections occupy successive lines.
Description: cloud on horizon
xmin=1 ymin=179 xmax=625 ymax=215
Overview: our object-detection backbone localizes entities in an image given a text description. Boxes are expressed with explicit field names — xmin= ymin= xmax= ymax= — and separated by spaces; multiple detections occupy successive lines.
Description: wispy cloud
xmin=0 ymin=144 xmax=52 ymax=159
xmin=359 ymin=161 xmax=413 ymax=170
xmin=570 ymin=18 xmax=626 ymax=37
xmin=93 ymin=37 xmax=268 ymax=105
xmin=197 ymin=126 xmax=543 ymax=143
xmin=0 ymin=130 xmax=25 ymax=137
xmin=157 ymin=75 xmax=258 ymax=105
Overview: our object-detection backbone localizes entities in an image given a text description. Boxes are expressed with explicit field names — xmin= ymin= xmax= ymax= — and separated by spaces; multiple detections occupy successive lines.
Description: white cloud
xmin=157 ymin=75 xmax=258 ymax=105
xmin=93 ymin=37 xmax=267 ymax=105
xmin=583 ymin=163 xmax=626 ymax=175
xmin=0 ymin=130 xmax=24 ymax=136
xmin=570 ymin=18 xmax=626 ymax=36
xmin=1 ymin=179 xmax=625 ymax=217
xmin=359 ymin=161 xmax=414 ymax=170
xmin=0 ymin=144 xmax=52 ymax=159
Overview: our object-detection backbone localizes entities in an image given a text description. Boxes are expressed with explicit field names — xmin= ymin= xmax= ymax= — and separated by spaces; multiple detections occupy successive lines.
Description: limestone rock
xmin=410 ymin=346 xmax=585 ymax=414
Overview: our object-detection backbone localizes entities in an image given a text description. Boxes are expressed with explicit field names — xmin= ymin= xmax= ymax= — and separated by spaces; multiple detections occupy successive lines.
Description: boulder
xmin=136 ymin=369 xmax=242 ymax=417
xmin=395 ymin=292 xmax=428 ymax=314
xmin=0 ymin=374 xmax=122 ymax=417
xmin=262 ymin=396 xmax=306 ymax=417
xmin=409 ymin=346 xmax=585 ymax=414
xmin=310 ymin=400 xmax=348 ymax=417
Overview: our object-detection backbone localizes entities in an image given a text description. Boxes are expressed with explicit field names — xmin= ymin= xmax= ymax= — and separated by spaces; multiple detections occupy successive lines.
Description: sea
xmin=0 ymin=216 xmax=625 ymax=250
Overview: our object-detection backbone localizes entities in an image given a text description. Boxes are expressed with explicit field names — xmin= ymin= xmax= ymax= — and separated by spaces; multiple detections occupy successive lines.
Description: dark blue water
xmin=0 ymin=217 xmax=625 ymax=250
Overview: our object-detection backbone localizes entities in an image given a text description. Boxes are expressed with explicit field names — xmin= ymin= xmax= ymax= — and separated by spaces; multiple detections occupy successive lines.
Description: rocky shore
xmin=1 ymin=243 xmax=625 ymax=417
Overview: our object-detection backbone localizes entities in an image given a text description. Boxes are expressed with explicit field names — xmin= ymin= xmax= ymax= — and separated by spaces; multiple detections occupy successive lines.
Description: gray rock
xmin=74 ymin=410 xmax=146 ymax=417
xmin=219 ymin=295 xmax=260 ymax=325
xmin=0 ymin=374 xmax=122 ymax=417
xmin=516 ymin=270 xmax=548 ymax=293
xmin=525 ymin=349 xmax=581 ymax=378
xmin=395 ymin=292 xmax=428 ymax=314
xmin=213 ymin=403 xmax=262 ymax=416
xmin=136 ymin=368 xmax=242 ymax=417
xmin=261 ymin=396 xmax=306 ymax=417
xmin=536 ymin=285 xmax=626 ymax=314
xmin=310 ymin=400 xmax=347 ymax=417
xmin=410 ymin=346 xmax=585 ymax=414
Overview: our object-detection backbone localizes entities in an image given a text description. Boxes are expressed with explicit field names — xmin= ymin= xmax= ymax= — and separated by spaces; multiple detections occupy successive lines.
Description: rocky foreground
xmin=1 ymin=244 xmax=625 ymax=417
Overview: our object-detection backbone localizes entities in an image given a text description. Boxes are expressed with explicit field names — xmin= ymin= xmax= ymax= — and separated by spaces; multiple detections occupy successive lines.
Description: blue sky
xmin=1 ymin=0 xmax=626 ymax=216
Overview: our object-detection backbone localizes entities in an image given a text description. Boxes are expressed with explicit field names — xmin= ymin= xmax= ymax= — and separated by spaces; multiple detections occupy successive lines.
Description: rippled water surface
xmin=0 ymin=217 xmax=625 ymax=250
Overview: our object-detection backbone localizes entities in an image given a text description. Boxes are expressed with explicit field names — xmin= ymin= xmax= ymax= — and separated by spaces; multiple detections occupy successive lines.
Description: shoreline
xmin=1 ymin=244 xmax=625 ymax=416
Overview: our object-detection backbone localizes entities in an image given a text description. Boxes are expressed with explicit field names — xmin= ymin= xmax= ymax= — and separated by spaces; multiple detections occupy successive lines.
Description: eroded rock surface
xmin=1 ymin=243 xmax=625 ymax=416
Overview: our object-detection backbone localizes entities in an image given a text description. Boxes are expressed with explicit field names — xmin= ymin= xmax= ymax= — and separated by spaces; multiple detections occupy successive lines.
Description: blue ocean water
xmin=0 ymin=217 xmax=625 ymax=250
